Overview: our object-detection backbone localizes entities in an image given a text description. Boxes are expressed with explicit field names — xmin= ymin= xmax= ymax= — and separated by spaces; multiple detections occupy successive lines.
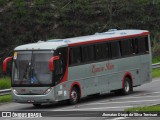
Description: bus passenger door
xmin=54 ymin=47 xmax=68 ymax=100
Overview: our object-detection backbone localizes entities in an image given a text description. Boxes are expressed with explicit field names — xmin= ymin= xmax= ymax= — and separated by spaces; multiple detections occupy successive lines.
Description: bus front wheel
xmin=68 ymin=87 xmax=80 ymax=105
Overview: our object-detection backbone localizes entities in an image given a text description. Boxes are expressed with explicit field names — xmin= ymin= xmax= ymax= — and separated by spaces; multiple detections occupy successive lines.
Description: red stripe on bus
xmin=69 ymin=32 xmax=149 ymax=47
xmin=122 ymin=72 xmax=133 ymax=89
xmin=60 ymin=68 xmax=68 ymax=83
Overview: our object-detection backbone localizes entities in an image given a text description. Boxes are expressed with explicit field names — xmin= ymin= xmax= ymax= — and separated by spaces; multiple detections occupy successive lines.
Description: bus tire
xmin=33 ymin=104 xmax=41 ymax=108
xmin=69 ymin=87 xmax=79 ymax=105
xmin=114 ymin=77 xmax=132 ymax=95
xmin=122 ymin=77 xmax=132 ymax=95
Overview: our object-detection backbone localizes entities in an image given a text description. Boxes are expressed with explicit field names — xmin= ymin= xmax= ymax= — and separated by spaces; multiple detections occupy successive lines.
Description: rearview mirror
xmin=49 ymin=56 xmax=60 ymax=71
xmin=3 ymin=57 xmax=13 ymax=74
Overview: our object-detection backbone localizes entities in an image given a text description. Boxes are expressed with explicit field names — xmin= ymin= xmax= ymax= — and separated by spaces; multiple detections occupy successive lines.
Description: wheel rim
xmin=71 ymin=90 xmax=77 ymax=102
xmin=125 ymin=81 xmax=130 ymax=92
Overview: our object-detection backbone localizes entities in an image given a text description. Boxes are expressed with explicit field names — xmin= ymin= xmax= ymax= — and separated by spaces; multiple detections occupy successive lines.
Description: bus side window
xmin=134 ymin=37 xmax=149 ymax=54
xmin=95 ymin=43 xmax=104 ymax=60
xmin=110 ymin=41 xmax=121 ymax=59
xmin=132 ymin=39 xmax=138 ymax=54
xmin=69 ymin=47 xmax=82 ymax=65
xmin=144 ymin=37 xmax=149 ymax=52
xmin=135 ymin=37 xmax=149 ymax=54
xmin=82 ymin=45 xmax=95 ymax=63
xmin=120 ymin=39 xmax=133 ymax=56
xmin=104 ymin=43 xmax=110 ymax=59
xmin=95 ymin=43 xmax=110 ymax=60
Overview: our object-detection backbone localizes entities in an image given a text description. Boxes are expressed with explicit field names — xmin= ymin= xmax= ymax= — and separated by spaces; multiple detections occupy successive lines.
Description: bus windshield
xmin=12 ymin=51 xmax=53 ymax=86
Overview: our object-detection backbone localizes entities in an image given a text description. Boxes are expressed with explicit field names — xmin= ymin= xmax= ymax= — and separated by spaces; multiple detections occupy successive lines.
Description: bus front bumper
xmin=11 ymin=90 xmax=57 ymax=104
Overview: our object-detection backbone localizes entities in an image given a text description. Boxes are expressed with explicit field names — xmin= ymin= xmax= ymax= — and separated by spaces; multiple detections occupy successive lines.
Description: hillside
xmin=0 ymin=0 xmax=160 ymax=74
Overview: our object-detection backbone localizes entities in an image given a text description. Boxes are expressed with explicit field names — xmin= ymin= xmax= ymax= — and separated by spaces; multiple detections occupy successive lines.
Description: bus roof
xmin=15 ymin=29 xmax=149 ymax=50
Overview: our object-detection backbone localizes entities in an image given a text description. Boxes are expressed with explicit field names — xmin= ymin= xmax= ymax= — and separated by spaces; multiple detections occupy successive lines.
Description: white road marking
xmin=93 ymin=95 xmax=160 ymax=103
xmin=151 ymin=91 xmax=160 ymax=94
xmin=78 ymin=91 xmax=160 ymax=106
xmin=95 ymin=94 xmax=160 ymax=103
xmin=110 ymin=117 xmax=128 ymax=120
xmin=111 ymin=94 xmax=160 ymax=100
xmin=74 ymin=90 xmax=160 ymax=107
xmin=53 ymin=106 xmax=133 ymax=111
xmin=81 ymin=99 xmax=160 ymax=105
xmin=51 ymin=91 xmax=160 ymax=111
xmin=54 ymin=99 xmax=160 ymax=111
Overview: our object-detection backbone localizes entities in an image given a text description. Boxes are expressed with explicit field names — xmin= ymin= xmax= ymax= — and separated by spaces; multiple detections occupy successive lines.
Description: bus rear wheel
xmin=115 ymin=77 xmax=132 ymax=95
xmin=123 ymin=77 xmax=132 ymax=95
xmin=68 ymin=87 xmax=80 ymax=105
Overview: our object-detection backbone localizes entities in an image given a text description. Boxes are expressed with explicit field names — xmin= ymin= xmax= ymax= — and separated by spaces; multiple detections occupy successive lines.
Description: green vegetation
xmin=126 ymin=105 xmax=160 ymax=112
xmin=0 ymin=77 xmax=11 ymax=89
xmin=0 ymin=0 xmax=8 ymax=6
xmin=152 ymin=68 xmax=160 ymax=78
xmin=1 ymin=0 xmax=160 ymax=76
xmin=0 ymin=1 xmax=160 ymax=47
xmin=0 ymin=77 xmax=12 ymax=103
xmin=0 ymin=95 xmax=12 ymax=103
xmin=152 ymin=56 xmax=160 ymax=64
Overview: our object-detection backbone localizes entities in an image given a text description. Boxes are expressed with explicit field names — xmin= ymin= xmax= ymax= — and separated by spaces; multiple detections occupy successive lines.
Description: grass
xmin=0 ymin=77 xmax=12 ymax=104
xmin=152 ymin=56 xmax=160 ymax=64
xmin=0 ymin=77 xmax=11 ymax=89
xmin=0 ymin=95 xmax=12 ymax=103
xmin=152 ymin=68 xmax=160 ymax=78
xmin=126 ymin=105 xmax=160 ymax=112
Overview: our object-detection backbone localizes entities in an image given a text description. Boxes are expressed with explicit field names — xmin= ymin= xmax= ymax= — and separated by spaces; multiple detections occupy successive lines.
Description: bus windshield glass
xmin=12 ymin=51 xmax=53 ymax=86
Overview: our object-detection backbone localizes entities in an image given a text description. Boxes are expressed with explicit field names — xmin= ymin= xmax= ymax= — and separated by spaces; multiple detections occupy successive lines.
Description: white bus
xmin=3 ymin=29 xmax=152 ymax=107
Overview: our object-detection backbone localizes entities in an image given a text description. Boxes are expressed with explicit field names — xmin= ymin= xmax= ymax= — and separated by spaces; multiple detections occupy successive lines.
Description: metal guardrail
xmin=0 ymin=63 xmax=160 ymax=96
xmin=152 ymin=63 xmax=160 ymax=69
xmin=0 ymin=89 xmax=11 ymax=96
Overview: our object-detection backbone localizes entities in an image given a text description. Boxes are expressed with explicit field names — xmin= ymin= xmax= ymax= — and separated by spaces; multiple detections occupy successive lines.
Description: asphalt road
xmin=0 ymin=78 xmax=160 ymax=120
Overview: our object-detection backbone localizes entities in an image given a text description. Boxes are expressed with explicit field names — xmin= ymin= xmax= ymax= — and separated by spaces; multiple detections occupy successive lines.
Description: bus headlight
xmin=12 ymin=89 xmax=18 ymax=95
xmin=44 ymin=88 xmax=52 ymax=94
